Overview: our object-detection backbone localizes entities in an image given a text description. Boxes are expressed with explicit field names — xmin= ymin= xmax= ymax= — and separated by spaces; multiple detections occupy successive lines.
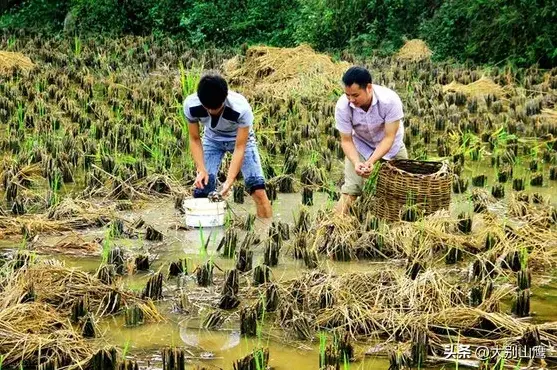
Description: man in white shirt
xmin=334 ymin=66 xmax=408 ymax=214
xmin=184 ymin=72 xmax=272 ymax=219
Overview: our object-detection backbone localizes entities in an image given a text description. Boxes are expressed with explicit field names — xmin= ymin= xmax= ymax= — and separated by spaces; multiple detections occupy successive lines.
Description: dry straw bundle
xmin=0 ymin=51 xmax=34 ymax=75
xmin=33 ymin=234 xmax=103 ymax=256
xmin=223 ymin=44 xmax=350 ymax=101
xmin=274 ymin=263 xmax=557 ymax=367
xmin=0 ymin=262 xmax=163 ymax=319
xmin=443 ymin=76 xmax=508 ymax=97
xmin=395 ymin=39 xmax=432 ymax=62
xmin=0 ymin=302 xmax=93 ymax=368
xmin=277 ymin=267 xmax=514 ymax=339
xmin=540 ymin=108 xmax=557 ymax=124
xmin=0 ymin=261 xmax=163 ymax=367
xmin=0 ymin=198 xmax=113 ymax=238
xmin=307 ymin=198 xmax=557 ymax=268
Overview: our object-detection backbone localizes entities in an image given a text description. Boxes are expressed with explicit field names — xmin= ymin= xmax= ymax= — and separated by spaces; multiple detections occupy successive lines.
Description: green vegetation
xmin=1 ymin=0 xmax=556 ymax=66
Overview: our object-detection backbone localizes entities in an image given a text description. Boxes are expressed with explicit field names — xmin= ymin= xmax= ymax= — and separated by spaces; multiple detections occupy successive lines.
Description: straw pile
xmin=278 ymin=268 xmax=512 ymax=337
xmin=308 ymin=204 xmax=557 ymax=270
xmin=395 ymin=39 xmax=432 ymax=62
xmin=0 ymin=215 xmax=109 ymax=239
xmin=0 ymin=261 xmax=164 ymax=319
xmin=0 ymin=260 xmax=163 ymax=367
xmin=46 ymin=198 xmax=106 ymax=220
xmin=171 ymin=201 xmax=557 ymax=365
xmin=0 ymin=51 xmax=34 ymax=75
xmin=0 ymin=302 xmax=93 ymax=368
xmin=0 ymin=199 xmax=112 ymax=238
xmin=540 ymin=108 xmax=557 ymax=123
xmin=443 ymin=76 xmax=506 ymax=97
xmin=223 ymin=44 xmax=350 ymax=101
xmin=274 ymin=267 xmax=557 ymax=367
xmin=272 ymin=198 xmax=557 ymax=357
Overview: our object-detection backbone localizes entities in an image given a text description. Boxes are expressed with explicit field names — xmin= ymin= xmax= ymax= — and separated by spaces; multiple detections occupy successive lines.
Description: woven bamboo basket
xmin=373 ymin=160 xmax=452 ymax=221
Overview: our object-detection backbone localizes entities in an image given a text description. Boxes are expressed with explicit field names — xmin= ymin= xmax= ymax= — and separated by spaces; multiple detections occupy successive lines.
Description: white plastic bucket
xmin=183 ymin=197 xmax=227 ymax=228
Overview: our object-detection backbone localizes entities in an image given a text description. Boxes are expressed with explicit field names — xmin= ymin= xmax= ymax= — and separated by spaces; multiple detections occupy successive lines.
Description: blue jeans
xmin=193 ymin=137 xmax=266 ymax=198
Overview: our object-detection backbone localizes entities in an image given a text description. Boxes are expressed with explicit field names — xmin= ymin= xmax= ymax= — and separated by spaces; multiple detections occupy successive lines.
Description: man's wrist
xmin=350 ymin=157 xmax=361 ymax=165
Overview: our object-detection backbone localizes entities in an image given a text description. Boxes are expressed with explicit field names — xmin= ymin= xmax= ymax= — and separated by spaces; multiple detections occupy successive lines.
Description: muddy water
xmin=17 ymin=193 xmax=394 ymax=369
xmin=2 ymin=157 xmax=557 ymax=369
xmin=61 ymin=193 xmax=400 ymax=369
xmin=101 ymin=316 xmax=391 ymax=369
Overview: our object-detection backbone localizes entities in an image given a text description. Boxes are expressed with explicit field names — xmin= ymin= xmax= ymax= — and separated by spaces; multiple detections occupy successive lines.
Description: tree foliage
xmin=1 ymin=0 xmax=555 ymax=67
xmin=421 ymin=0 xmax=557 ymax=66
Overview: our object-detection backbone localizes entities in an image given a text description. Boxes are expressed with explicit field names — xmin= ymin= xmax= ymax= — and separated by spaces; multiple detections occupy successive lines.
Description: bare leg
xmin=335 ymin=194 xmax=358 ymax=215
xmin=251 ymin=189 xmax=272 ymax=219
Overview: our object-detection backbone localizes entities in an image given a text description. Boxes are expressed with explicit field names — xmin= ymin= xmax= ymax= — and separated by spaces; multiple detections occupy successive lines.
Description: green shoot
xmin=179 ymin=62 xmax=202 ymax=98
xmin=37 ymin=100 xmax=45 ymax=117
xmin=101 ymin=236 xmax=111 ymax=264
xmin=309 ymin=150 xmax=319 ymax=166
xmin=7 ymin=36 xmax=16 ymax=50
xmin=319 ymin=332 xmax=327 ymax=368
xmin=362 ymin=162 xmax=382 ymax=195
xmin=109 ymin=221 xmax=121 ymax=238
xmin=343 ymin=352 xmax=350 ymax=370
xmin=256 ymin=293 xmax=266 ymax=346
xmin=519 ymin=246 xmax=529 ymax=271
xmin=29 ymin=251 xmax=37 ymax=265
xmin=224 ymin=207 xmax=233 ymax=228
xmin=498 ymin=356 xmax=505 ymax=369
xmin=254 ymin=348 xmax=264 ymax=370
xmin=122 ymin=339 xmax=131 ymax=358
xmin=74 ymin=36 xmax=82 ymax=57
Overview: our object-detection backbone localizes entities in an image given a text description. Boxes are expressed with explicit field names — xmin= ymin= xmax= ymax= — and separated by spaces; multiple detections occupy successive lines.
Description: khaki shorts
xmin=341 ymin=145 xmax=408 ymax=196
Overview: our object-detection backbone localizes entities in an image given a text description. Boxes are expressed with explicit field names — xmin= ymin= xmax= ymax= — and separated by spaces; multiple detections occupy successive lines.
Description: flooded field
xmin=2 ymin=184 xmax=557 ymax=369
xmin=1 ymin=35 xmax=557 ymax=370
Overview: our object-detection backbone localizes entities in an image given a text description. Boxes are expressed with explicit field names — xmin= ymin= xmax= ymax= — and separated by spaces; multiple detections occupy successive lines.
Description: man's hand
xmin=221 ymin=180 xmax=233 ymax=197
xmin=355 ymin=161 xmax=370 ymax=177
xmin=362 ymin=161 xmax=375 ymax=178
xmin=194 ymin=170 xmax=209 ymax=189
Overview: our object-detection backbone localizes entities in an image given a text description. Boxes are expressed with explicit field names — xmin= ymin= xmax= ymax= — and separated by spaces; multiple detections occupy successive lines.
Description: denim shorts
xmin=193 ymin=137 xmax=266 ymax=197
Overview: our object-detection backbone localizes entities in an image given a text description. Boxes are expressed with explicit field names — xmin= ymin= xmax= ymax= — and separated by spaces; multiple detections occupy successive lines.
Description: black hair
xmin=197 ymin=71 xmax=228 ymax=109
xmin=342 ymin=66 xmax=372 ymax=89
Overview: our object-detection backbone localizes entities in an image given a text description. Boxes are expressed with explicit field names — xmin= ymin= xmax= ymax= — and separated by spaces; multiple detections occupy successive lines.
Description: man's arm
xmin=342 ymin=133 xmax=374 ymax=177
xmin=366 ymin=120 xmax=400 ymax=166
xmin=336 ymin=97 xmax=360 ymax=165
xmin=188 ymin=122 xmax=208 ymax=188
xmin=336 ymin=98 xmax=370 ymax=177
xmin=340 ymin=133 xmax=362 ymax=165
xmin=221 ymin=126 xmax=249 ymax=195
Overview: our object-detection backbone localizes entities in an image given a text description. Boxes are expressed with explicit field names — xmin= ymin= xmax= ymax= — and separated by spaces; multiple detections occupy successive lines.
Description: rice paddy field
xmin=1 ymin=35 xmax=557 ymax=370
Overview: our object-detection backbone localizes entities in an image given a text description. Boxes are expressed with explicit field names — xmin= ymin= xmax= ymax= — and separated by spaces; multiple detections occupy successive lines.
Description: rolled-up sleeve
xmin=183 ymin=98 xmax=197 ymax=123
xmin=238 ymin=107 xmax=254 ymax=128
xmin=384 ymin=94 xmax=404 ymax=123
xmin=335 ymin=95 xmax=352 ymax=134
